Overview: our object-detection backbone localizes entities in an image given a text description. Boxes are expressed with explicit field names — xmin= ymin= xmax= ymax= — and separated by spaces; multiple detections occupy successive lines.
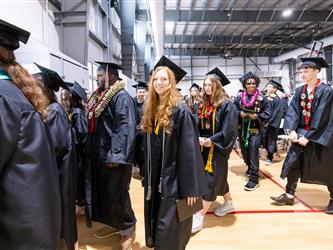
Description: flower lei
xmin=241 ymin=88 xmax=259 ymax=108
xmin=301 ymin=79 xmax=320 ymax=131
xmin=87 ymin=81 xmax=125 ymax=134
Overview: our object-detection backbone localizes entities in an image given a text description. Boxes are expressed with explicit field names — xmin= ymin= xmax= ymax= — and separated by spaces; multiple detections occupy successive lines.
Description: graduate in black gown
xmin=271 ymin=57 xmax=333 ymax=214
xmin=35 ymin=63 xmax=79 ymax=250
xmin=0 ymin=20 xmax=61 ymax=249
xmin=86 ymin=62 xmax=137 ymax=249
xmin=191 ymin=68 xmax=238 ymax=233
xmin=132 ymin=81 xmax=148 ymax=179
xmin=187 ymin=82 xmax=201 ymax=117
xmin=68 ymin=81 xmax=88 ymax=213
xmin=234 ymin=72 xmax=271 ymax=191
xmin=140 ymin=56 xmax=208 ymax=250
xmin=262 ymin=80 xmax=284 ymax=165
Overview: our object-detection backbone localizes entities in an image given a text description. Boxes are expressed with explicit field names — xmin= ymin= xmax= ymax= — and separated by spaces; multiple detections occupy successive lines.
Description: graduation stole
xmin=199 ymin=105 xmax=217 ymax=173
xmin=154 ymin=117 xmax=160 ymax=135
xmin=0 ymin=70 xmax=11 ymax=80
xmin=301 ymin=79 xmax=320 ymax=131
xmin=87 ymin=80 xmax=125 ymax=134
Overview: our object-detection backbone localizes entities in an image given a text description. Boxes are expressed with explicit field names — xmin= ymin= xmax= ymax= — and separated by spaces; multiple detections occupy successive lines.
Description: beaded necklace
xmin=301 ymin=79 xmax=320 ymax=130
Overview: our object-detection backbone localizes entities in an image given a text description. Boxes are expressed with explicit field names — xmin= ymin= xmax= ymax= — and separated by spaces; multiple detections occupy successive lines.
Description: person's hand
xmin=199 ymin=137 xmax=205 ymax=146
xmin=240 ymin=111 xmax=247 ymax=118
xmin=248 ymin=113 xmax=258 ymax=120
xmin=203 ymin=138 xmax=212 ymax=147
xmin=264 ymin=123 xmax=269 ymax=128
xmin=296 ymin=136 xmax=309 ymax=146
xmin=289 ymin=130 xmax=298 ymax=142
xmin=187 ymin=197 xmax=198 ymax=206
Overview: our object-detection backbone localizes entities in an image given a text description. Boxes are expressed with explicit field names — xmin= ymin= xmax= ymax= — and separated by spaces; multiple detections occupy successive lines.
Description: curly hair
xmin=202 ymin=74 xmax=230 ymax=108
xmin=0 ymin=47 xmax=49 ymax=119
xmin=140 ymin=66 xmax=181 ymax=134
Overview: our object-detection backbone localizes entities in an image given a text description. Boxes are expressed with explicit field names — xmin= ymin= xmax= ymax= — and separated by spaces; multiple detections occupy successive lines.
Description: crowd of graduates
xmin=1 ymin=19 xmax=333 ymax=250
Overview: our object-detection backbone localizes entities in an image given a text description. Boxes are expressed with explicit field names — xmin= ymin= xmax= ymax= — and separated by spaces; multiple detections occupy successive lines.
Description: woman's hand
xmin=240 ymin=111 xmax=247 ymax=118
xmin=187 ymin=197 xmax=198 ymax=206
xmin=199 ymin=137 xmax=205 ymax=146
xmin=203 ymin=138 xmax=212 ymax=147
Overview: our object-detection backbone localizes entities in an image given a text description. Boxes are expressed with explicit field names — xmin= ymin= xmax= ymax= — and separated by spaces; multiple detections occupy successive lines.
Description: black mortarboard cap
xmin=268 ymin=79 xmax=284 ymax=92
xmin=239 ymin=71 xmax=260 ymax=87
xmin=300 ymin=57 xmax=329 ymax=69
xmin=206 ymin=67 xmax=230 ymax=86
xmin=69 ymin=81 xmax=87 ymax=102
xmin=0 ymin=19 xmax=30 ymax=51
xmin=189 ymin=83 xmax=201 ymax=91
xmin=95 ymin=61 xmax=123 ymax=79
xmin=34 ymin=63 xmax=69 ymax=91
xmin=153 ymin=55 xmax=187 ymax=83
xmin=176 ymin=88 xmax=182 ymax=92
xmin=132 ymin=81 xmax=148 ymax=90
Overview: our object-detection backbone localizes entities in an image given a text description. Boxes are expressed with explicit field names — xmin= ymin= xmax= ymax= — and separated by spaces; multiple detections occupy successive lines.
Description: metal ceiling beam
xmin=164 ymin=10 xmax=333 ymax=22
xmin=164 ymin=47 xmax=288 ymax=57
xmin=165 ymin=35 xmax=313 ymax=45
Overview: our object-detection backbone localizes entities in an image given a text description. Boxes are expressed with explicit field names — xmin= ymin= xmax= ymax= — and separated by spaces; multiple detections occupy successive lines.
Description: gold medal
xmin=307 ymin=103 xmax=311 ymax=109
xmin=307 ymin=111 xmax=311 ymax=117
xmin=301 ymin=101 xmax=306 ymax=107
xmin=308 ymin=93 xmax=314 ymax=100
xmin=301 ymin=93 xmax=306 ymax=99
xmin=302 ymin=110 xmax=307 ymax=116
xmin=205 ymin=121 xmax=211 ymax=129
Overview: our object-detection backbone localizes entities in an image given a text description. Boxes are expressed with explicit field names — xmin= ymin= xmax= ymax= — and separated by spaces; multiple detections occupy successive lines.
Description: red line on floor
xmin=259 ymin=169 xmax=316 ymax=211
xmin=207 ymin=209 xmax=324 ymax=215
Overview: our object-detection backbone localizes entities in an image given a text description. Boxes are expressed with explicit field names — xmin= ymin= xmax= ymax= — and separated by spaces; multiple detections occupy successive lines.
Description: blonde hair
xmin=0 ymin=47 xmax=49 ymax=118
xmin=140 ymin=66 xmax=181 ymax=134
xmin=202 ymin=74 xmax=229 ymax=108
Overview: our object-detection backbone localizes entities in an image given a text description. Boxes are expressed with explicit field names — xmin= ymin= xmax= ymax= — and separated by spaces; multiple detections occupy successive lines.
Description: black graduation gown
xmin=133 ymin=96 xmax=145 ymax=175
xmin=0 ymin=79 xmax=61 ymax=249
xmin=281 ymin=83 xmax=333 ymax=187
xmin=71 ymin=108 xmax=88 ymax=206
xmin=143 ymin=104 xmax=208 ymax=250
xmin=234 ymin=94 xmax=271 ymax=182
xmin=87 ymin=89 xmax=137 ymax=230
xmin=198 ymin=100 xmax=238 ymax=201
xmin=262 ymin=94 xmax=283 ymax=155
xmin=46 ymin=102 xmax=78 ymax=250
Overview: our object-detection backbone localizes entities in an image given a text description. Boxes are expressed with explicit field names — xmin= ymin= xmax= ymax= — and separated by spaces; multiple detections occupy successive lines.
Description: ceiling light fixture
xmin=282 ymin=9 xmax=293 ymax=17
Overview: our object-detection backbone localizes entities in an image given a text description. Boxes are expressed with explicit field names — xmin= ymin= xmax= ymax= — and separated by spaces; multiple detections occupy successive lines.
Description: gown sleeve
xmin=109 ymin=93 xmax=136 ymax=164
xmin=177 ymin=108 xmax=208 ymax=197
xmin=257 ymin=96 xmax=271 ymax=126
xmin=304 ymin=87 xmax=333 ymax=146
xmin=210 ymin=101 xmax=238 ymax=156
xmin=71 ymin=110 xmax=88 ymax=145
xmin=0 ymin=95 xmax=21 ymax=173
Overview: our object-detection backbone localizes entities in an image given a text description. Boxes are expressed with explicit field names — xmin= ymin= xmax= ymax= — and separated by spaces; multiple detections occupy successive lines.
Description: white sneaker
xmin=191 ymin=213 xmax=204 ymax=233
xmin=214 ymin=201 xmax=235 ymax=217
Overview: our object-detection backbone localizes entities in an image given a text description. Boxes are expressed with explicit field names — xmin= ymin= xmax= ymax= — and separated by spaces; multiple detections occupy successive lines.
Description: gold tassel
xmin=205 ymin=145 xmax=214 ymax=173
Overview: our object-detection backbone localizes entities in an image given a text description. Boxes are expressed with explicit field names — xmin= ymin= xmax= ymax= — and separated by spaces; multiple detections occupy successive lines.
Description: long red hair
xmin=0 ymin=47 xmax=49 ymax=118
xmin=140 ymin=66 xmax=181 ymax=134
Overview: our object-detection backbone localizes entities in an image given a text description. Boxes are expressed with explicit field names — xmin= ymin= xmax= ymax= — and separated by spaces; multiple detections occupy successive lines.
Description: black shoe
xmin=324 ymin=199 xmax=333 ymax=214
xmin=244 ymin=181 xmax=259 ymax=191
xmin=270 ymin=193 xmax=294 ymax=205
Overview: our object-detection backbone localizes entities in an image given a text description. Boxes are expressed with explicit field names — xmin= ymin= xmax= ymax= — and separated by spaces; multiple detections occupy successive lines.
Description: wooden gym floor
xmin=77 ymin=150 xmax=333 ymax=249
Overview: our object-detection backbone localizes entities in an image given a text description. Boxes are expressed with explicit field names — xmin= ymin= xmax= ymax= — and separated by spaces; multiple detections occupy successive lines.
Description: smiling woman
xmin=139 ymin=55 xmax=208 ymax=250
